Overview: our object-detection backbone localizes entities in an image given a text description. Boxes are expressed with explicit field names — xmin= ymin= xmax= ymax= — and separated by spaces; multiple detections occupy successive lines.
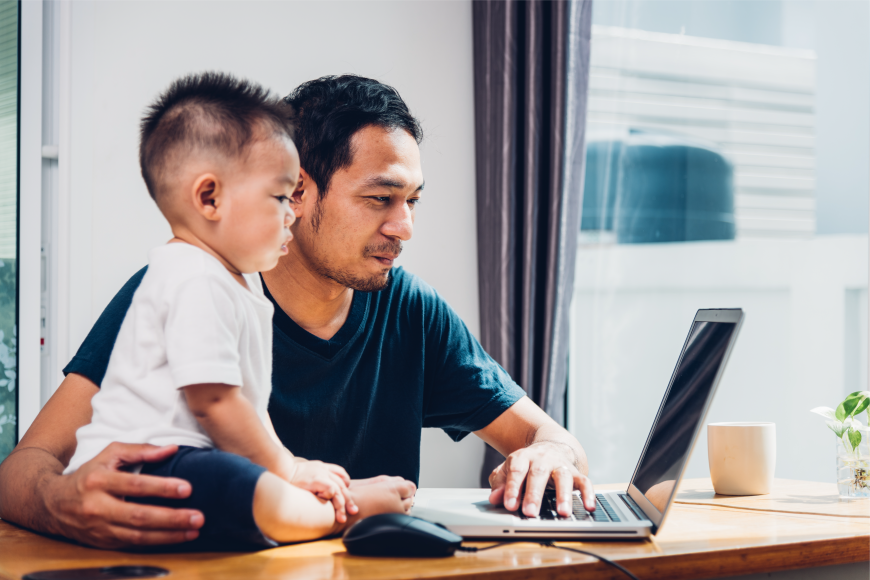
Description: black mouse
xmin=342 ymin=513 xmax=463 ymax=557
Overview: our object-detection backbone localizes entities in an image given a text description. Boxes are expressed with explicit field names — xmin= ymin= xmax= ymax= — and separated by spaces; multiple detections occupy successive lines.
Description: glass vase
xmin=837 ymin=437 xmax=870 ymax=499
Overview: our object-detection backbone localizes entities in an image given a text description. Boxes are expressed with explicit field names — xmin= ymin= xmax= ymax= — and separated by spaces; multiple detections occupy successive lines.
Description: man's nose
xmin=381 ymin=201 xmax=414 ymax=241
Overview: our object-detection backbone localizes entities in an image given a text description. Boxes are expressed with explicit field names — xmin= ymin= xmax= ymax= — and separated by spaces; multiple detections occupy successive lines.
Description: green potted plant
xmin=812 ymin=391 xmax=870 ymax=499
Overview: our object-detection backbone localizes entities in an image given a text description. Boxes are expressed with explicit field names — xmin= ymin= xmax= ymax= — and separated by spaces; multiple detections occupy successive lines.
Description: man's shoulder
xmin=385 ymin=267 xmax=442 ymax=307
xmin=388 ymin=266 xmax=433 ymax=294
xmin=377 ymin=267 xmax=469 ymax=339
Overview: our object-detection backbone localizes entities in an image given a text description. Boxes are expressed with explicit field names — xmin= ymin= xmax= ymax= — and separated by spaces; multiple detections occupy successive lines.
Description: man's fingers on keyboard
xmin=503 ymin=455 xmax=530 ymax=511
xmin=487 ymin=462 xmax=505 ymax=489
xmin=521 ymin=463 xmax=551 ymax=518
xmin=488 ymin=485 xmax=506 ymax=506
xmin=553 ymin=467 xmax=574 ymax=517
xmin=575 ymin=474 xmax=596 ymax=511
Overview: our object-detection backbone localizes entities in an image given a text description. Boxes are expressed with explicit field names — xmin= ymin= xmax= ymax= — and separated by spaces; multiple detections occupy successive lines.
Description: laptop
xmin=411 ymin=308 xmax=744 ymax=539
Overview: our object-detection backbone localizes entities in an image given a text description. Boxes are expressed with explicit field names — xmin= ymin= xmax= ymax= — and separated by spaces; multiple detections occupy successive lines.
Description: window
xmin=569 ymin=0 xmax=869 ymax=484
xmin=0 ymin=0 xmax=19 ymax=461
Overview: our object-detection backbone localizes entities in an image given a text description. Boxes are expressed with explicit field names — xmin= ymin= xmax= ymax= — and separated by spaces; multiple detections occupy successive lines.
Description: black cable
xmin=456 ymin=542 xmax=512 ymax=552
xmin=457 ymin=541 xmax=640 ymax=580
xmin=540 ymin=541 xmax=641 ymax=580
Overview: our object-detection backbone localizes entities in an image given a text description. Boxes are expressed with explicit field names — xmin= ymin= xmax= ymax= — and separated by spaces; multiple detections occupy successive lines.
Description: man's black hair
xmin=140 ymin=71 xmax=295 ymax=202
xmin=284 ymin=75 xmax=423 ymax=197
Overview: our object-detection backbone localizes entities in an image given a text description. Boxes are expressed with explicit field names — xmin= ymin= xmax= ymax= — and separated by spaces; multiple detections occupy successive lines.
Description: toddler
xmin=64 ymin=72 xmax=407 ymax=549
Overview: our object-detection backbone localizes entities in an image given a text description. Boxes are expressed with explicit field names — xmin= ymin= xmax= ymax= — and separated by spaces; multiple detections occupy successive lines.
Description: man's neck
xmin=261 ymin=250 xmax=354 ymax=341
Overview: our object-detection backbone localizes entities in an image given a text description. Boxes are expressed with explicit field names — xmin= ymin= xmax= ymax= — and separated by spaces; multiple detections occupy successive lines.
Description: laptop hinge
xmin=619 ymin=493 xmax=651 ymax=522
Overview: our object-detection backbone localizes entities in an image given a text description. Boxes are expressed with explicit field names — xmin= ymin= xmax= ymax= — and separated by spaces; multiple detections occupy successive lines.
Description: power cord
xmin=457 ymin=541 xmax=640 ymax=580
xmin=456 ymin=542 xmax=512 ymax=553
xmin=539 ymin=541 xmax=641 ymax=580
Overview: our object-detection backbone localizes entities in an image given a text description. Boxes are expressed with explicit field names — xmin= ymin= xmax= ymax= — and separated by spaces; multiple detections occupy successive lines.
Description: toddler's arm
xmin=183 ymin=383 xmax=352 ymax=523
xmin=263 ymin=408 xmax=357 ymax=516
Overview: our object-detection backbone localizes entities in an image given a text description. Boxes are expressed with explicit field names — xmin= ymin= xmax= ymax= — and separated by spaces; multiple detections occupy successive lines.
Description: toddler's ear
xmin=192 ymin=174 xmax=221 ymax=221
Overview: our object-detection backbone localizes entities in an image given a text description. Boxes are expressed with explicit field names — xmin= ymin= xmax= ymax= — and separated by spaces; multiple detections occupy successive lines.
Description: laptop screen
xmin=630 ymin=320 xmax=738 ymax=514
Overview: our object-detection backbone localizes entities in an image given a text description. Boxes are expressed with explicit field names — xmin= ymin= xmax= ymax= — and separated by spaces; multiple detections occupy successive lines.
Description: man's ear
xmin=192 ymin=173 xmax=221 ymax=221
xmin=291 ymin=168 xmax=316 ymax=218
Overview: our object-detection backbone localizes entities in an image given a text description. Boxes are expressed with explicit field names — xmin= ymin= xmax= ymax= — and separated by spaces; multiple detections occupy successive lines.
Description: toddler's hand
xmin=290 ymin=460 xmax=357 ymax=523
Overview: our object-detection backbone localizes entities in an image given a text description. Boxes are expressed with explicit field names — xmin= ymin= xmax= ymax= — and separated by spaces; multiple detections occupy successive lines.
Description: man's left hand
xmin=488 ymin=441 xmax=596 ymax=518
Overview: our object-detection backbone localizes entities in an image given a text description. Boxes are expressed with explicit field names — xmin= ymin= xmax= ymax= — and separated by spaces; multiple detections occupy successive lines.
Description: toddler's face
xmin=218 ymin=135 xmax=300 ymax=273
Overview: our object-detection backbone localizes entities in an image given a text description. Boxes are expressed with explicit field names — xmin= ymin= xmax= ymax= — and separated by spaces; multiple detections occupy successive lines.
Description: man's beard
xmin=312 ymin=239 xmax=403 ymax=292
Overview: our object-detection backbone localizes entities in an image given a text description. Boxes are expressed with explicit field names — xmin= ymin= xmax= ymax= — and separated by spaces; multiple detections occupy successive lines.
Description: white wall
xmin=57 ymin=0 xmax=483 ymax=487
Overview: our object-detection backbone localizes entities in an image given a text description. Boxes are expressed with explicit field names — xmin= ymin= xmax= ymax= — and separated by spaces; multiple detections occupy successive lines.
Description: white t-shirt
xmin=65 ymin=243 xmax=274 ymax=474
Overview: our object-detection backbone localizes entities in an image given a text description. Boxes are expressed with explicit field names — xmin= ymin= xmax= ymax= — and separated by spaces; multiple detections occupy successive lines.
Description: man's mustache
xmin=364 ymin=240 xmax=403 ymax=259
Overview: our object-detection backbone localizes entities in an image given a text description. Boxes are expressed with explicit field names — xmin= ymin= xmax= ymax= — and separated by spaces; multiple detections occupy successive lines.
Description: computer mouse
xmin=342 ymin=513 xmax=463 ymax=557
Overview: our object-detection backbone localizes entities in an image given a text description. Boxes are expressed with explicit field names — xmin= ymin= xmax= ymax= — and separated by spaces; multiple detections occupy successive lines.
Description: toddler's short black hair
xmin=140 ymin=71 xmax=294 ymax=202
xmin=284 ymin=75 xmax=422 ymax=197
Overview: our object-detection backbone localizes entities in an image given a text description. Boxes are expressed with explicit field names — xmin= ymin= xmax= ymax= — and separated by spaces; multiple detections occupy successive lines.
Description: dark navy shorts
xmin=128 ymin=446 xmax=277 ymax=551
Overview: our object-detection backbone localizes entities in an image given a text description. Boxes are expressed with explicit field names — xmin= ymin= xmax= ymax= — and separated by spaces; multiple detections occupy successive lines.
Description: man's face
xmin=291 ymin=125 xmax=424 ymax=291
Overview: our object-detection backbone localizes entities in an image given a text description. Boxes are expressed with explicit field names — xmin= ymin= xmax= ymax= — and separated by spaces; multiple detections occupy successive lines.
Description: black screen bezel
xmin=625 ymin=308 xmax=744 ymax=534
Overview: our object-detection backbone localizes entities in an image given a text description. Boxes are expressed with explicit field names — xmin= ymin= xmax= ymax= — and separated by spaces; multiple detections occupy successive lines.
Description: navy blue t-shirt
xmin=64 ymin=267 xmax=525 ymax=484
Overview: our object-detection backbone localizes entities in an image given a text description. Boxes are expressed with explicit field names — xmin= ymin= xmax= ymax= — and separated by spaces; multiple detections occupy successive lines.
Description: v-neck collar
xmin=261 ymin=275 xmax=369 ymax=360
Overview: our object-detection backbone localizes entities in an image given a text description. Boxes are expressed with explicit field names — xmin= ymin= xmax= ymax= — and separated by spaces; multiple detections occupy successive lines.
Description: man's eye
xmin=408 ymin=198 xmax=421 ymax=207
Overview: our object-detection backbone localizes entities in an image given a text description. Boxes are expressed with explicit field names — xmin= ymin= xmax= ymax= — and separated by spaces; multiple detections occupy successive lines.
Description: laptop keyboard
xmin=593 ymin=495 xmax=621 ymax=522
xmin=521 ymin=490 xmax=624 ymax=522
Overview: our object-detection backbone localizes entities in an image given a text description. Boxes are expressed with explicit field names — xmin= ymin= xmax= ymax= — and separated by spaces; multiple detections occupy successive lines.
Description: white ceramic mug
xmin=707 ymin=422 xmax=776 ymax=496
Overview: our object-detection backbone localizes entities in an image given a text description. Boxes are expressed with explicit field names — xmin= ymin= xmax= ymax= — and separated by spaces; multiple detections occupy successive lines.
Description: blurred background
xmin=570 ymin=0 xmax=869 ymax=485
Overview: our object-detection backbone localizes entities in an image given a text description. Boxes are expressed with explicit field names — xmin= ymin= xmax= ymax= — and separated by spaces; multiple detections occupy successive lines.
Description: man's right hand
xmin=45 ymin=442 xmax=204 ymax=549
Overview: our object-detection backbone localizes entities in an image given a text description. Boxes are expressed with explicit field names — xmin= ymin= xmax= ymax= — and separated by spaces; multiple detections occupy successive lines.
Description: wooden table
xmin=0 ymin=479 xmax=867 ymax=580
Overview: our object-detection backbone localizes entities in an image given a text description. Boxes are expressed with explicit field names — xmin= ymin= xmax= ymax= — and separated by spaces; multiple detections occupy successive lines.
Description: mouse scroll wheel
xmin=434 ymin=523 xmax=449 ymax=530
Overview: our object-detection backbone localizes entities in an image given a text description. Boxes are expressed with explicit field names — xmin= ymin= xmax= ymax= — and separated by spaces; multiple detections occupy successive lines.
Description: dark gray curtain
xmin=473 ymin=0 xmax=593 ymax=484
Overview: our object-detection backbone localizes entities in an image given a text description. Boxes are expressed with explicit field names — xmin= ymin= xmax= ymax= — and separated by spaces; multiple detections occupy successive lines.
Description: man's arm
xmin=0 ymin=373 xmax=204 ymax=548
xmin=475 ymin=396 xmax=596 ymax=518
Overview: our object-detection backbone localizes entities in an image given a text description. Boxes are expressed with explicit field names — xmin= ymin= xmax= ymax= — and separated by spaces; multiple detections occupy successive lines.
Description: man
xmin=0 ymin=75 xmax=595 ymax=549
